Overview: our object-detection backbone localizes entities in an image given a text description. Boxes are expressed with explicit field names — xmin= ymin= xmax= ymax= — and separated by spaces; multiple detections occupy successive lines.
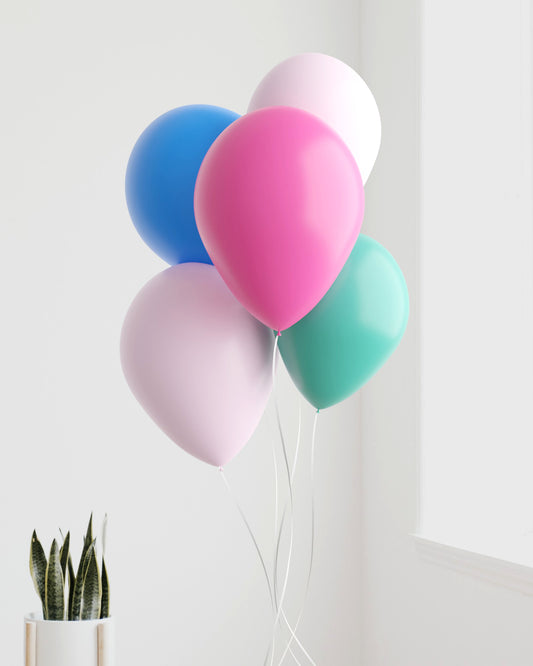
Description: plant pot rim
xmin=25 ymin=612 xmax=113 ymax=624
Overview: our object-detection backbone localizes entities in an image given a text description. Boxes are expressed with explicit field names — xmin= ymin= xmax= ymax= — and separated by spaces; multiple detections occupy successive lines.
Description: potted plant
xmin=24 ymin=514 xmax=114 ymax=666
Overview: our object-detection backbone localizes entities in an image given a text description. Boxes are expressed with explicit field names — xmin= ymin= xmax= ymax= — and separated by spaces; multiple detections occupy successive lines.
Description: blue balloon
xmin=126 ymin=105 xmax=240 ymax=265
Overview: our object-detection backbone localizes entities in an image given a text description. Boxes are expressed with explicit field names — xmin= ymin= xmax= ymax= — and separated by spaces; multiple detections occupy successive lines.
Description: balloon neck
xmin=276 ymin=330 xmax=281 ymax=337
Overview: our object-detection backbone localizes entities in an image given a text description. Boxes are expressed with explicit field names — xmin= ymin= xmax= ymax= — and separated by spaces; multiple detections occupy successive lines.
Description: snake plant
xmin=30 ymin=514 xmax=110 ymax=621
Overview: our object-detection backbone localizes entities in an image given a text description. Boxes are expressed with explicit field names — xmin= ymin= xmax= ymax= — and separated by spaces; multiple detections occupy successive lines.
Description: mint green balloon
xmin=278 ymin=235 xmax=409 ymax=408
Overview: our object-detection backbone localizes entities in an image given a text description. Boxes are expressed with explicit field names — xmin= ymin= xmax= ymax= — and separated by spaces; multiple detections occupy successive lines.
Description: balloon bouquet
xmin=121 ymin=53 xmax=409 ymax=662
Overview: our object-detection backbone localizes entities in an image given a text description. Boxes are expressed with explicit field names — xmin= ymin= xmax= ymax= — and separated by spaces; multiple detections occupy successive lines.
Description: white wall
xmin=0 ymin=1 xmax=362 ymax=664
xmin=419 ymin=0 xmax=533 ymax=565
xmin=359 ymin=1 xmax=533 ymax=664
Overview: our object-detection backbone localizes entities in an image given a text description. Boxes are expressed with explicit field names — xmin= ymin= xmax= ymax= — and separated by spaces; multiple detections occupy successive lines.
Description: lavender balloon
xmin=120 ymin=264 xmax=274 ymax=466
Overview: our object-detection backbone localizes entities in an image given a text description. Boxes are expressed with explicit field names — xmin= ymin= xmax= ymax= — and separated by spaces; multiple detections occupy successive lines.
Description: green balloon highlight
xmin=279 ymin=235 xmax=409 ymax=409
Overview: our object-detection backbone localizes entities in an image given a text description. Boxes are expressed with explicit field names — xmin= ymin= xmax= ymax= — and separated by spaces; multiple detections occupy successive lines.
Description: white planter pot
xmin=24 ymin=613 xmax=114 ymax=666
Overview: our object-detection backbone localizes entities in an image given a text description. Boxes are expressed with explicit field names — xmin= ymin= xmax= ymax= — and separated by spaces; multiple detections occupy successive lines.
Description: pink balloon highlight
xmin=120 ymin=264 xmax=274 ymax=467
xmin=194 ymin=106 xmax=365 ymax=331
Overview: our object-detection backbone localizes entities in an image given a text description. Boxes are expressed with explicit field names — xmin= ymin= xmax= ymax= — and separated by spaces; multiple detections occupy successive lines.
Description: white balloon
xmin=249 ymin=53 xmax=381 ymax=184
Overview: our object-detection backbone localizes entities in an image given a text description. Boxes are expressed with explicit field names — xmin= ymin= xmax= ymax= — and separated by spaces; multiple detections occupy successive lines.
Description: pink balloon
xmin=194 ymin=106 xmax=364 ymax=331
xmin=120 ymin=263 xmax=274 ymax=467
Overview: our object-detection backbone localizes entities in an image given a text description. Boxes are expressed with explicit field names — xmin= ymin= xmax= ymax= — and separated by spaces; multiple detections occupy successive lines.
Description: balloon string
xmin=269 ymin=334 xmax=296 ymax=666
xmin=273 ymin=407 xmax=319 ymax=665
xmin=219 ymin=468 xmax=279 ymax=664
xmin=270 ymin=332 xmax=306 ymax=666
xmin=268 ymin=333 xmax=306 ymax=665
xmin=219 ymin=468 xmax=275 ymax=615
xmin=272 ymin=337 xmax=280 ymax=541
xmin=278 ymin=410 xmax=320 ymax=666
xmin=270 ymin=333 xmax=316 ymax=665
xmin=269 ymin=333 xmax=281 ymax=664
xmin=274 ymin=394 xmax=302 ymax=598
xmin=220 ymin=333 xmax=311 ymax=665
xmin=292 ymin=395 xmax=302 ymax=482
xmin=274 ymin=511 xmax=316 ymax=665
